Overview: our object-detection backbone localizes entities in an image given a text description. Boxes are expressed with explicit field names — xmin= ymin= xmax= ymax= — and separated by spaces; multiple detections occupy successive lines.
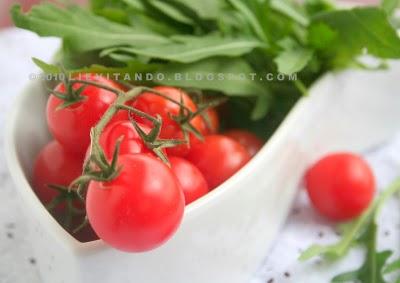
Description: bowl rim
xmin=4 ymin=73 xmax=332 ymax=255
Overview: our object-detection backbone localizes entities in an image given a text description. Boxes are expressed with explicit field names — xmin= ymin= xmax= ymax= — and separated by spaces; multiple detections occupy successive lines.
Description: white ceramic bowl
xmin=5 ymin=62 xmax=400 ymax=283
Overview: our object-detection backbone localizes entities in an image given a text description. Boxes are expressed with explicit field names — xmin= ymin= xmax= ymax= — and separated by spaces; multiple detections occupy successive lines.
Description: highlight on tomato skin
xmin=187 ymin=135 xmax=251 ymax=190
xmin=305 ymin=152 xmax=376 ymax=222
xmin=99 ymin=120 xmax=153 ymax=160
xmin=86 ymin=154 xmax=185 ymax=253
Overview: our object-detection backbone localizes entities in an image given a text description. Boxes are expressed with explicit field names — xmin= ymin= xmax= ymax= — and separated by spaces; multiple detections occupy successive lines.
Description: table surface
xmin=0 ymin=29 xmax=399 ymax=283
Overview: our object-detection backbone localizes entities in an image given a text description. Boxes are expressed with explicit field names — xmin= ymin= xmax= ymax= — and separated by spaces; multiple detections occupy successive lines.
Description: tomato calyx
xmin=173 ymin=95 xmax=227 ymax=142
xmin=49 ymin=73 xmax=88 ymax=110
xmin=133 ymin=87 xmax=226 ymax=148
xmin=46 ymin=184 xmax=86 ymax=230
xmin=127 ymin=114 xmax=183 ymax=164
xmin=118 ymin=104 xmax=185 ymax=164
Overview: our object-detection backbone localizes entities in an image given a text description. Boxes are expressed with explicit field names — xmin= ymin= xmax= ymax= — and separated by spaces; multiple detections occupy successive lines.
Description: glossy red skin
xmin=305 ymin=153 xmax=376 ymax=221
xmin=224 ymin=129 xmax=263 ymax=157
xmin=169 ymin=157 xmax=209 ymax=205
xmin=86 ymin=154 xmax=184 ymax=252
xmin=32 ymin=140 xmax=83 ymax=209
xmin=47 ymin=74 xmax=127 ymax=155
xmin=99 ymin=120 xmax=153 ymax=160
xmin=200 ymin=108 xmax=220 ymax=135
xmin=187 ymin=135 xmax=251 ymax=190
xmin=131 ymin=86 xmax=204 ymax=157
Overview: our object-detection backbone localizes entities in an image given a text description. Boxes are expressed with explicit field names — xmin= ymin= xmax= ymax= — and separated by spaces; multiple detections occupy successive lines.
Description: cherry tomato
xmin=169 ymin=157 xmax=209 ymax=205
xmin=224 ymin=129 xmax=263 ymax=157
xmin=47 ymin=74 xmax=127 ymax=155
xmin=187 ymin=135 xmax=251 ymax=189
xmin=201 ymin=108 xmax=220 ymax=135
xmin=99 ymin=120 xmax=153 ymax=160
xmin=32 ymin=140 xmax=83 ymax=209
xmin=86 ymin=154 xmax=184 ymax=252
xmin=131 ymin=86 xmax=204 ymax=157
xmin=305 ymin=153 xmax=376 ymax=221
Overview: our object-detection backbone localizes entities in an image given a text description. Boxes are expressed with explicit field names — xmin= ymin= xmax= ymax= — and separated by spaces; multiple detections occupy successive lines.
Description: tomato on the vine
xmin=305 ymin=152 xmax=376 ymax=221
xmin=131 ymin=86 xmax=204 ymax=157
xmin=32 ymin=140 xmax=83 ymax=209
xmin=86 ymin=154 xmax=184 ymax=252
xmin=224 ymin=129 xmax=263 ymax=157
xmin=169 ymin=157 xmax=209 ymax=205
xmin=99 ymin=120 xmax=153 ymax=159
xmin=47 ymin=74 xmax=127 ymax=155
xmin=187 ymin=135 xmax=251 ymax=189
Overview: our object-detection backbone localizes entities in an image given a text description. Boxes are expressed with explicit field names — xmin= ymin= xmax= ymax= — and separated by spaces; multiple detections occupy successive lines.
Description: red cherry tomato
xmin=305 ymin=153 xmax=376 ymax=221
xmin=224 ymin=129 xmax=263 ymax=157
xmin=99 ymin=120 xmax=153 ymax=160
xmin=47 ymin=74 xmax=127 ymax=155
xmin=131 ymin=86 xmax=204 ymax=157
xmin=86 ymin=154 xmax=184 ymax=252
xmin=201 ymin=108 xmax=220 ymax=135
xmin=187 ymin=135 xmax=251 ymax=189
xmin=32 ymin=140 xmax=83 ymax=209
xmin=169 ymin=157 xmax=209 ymax=205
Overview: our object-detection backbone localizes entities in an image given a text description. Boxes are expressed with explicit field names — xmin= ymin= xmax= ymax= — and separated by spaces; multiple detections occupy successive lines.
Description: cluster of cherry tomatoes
xmin=32 ymin=74 xmax=264 ymax=252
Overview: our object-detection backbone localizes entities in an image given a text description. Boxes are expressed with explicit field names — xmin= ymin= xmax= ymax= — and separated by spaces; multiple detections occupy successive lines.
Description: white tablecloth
xmin=0 ymin=29 xmax=399 ymax=283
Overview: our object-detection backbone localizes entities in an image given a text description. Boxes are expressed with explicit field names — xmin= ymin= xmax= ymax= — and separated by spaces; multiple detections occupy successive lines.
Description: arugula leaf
xmin=304 ymin=0 xmax=335 ymax=16
xmin=33 ymin=58 xmax=160 ymax=78
xmin=154 ymin=57 xmax=268 ymax=97
xmin=91 ymin=0 xmax=126 ymax=11
xmin=270 ymin=0 xmax=309 ymax=26
xmin=383 ymin=258 xmax=400 ymax=274
xmin=299 ymin=208 xmax=373 ymax=261
xmin=308 ymin=22 xmax=337 ymax=50
xmin=381 ymin=0 xmax=400 ymax=16
xmin=11 ymin=4 xmax=169 ymax=52
xmin=173 ymin=0 xmax=226 ymax=20
xmin=102 ymin=35 xmax=264 ymax=63
xmin=311 ymin=7 xmax=400 ymax=66
xmin=251 ymin=93 xmax=272 ymax=120
xmin=90 ymin=0 xmax=130 ymax=24
xmin=332 ymin=251 xmax=392 ymax=283
xmin=121 ymin=0 xmax=144 ymax=12
xmin=145 ymin=0 xmax=194 ymax=25
xmin=33 ymin=58 xmax=62 ymax=74
xmin=331 ymin=222 xmax=392 ymax=283
xmin=227 ymin=0 xmax=268 ymax=42
xmin=274 ymin=38 xmax=313 ymax=75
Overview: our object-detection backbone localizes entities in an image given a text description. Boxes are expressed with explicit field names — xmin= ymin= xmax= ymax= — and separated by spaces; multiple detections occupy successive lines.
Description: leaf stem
xmin=70 ymin=79 xmax=126 ymax=96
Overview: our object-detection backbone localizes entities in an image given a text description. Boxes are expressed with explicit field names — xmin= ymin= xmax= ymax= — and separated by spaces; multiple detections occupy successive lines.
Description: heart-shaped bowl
xmin=5 ymin=62 xmax=400 ymax=283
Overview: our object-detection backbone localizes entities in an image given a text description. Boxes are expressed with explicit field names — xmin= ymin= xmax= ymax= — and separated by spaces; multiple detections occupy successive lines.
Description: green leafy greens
xmin=10 ymin=0 xmax=400 ymax=130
